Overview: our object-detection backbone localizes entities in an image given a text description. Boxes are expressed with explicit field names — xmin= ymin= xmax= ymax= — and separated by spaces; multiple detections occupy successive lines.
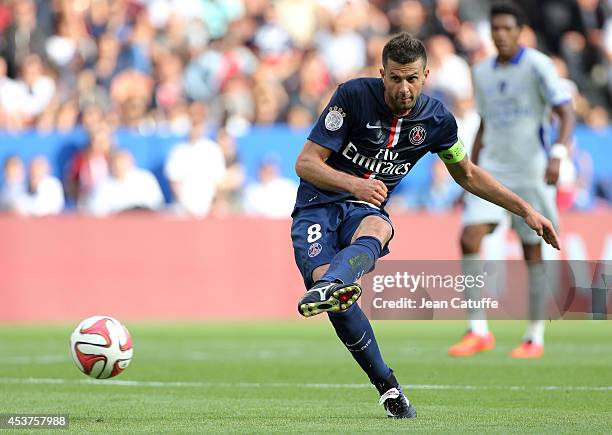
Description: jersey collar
xmin=494 ymin=46 xmax=526 ymax=68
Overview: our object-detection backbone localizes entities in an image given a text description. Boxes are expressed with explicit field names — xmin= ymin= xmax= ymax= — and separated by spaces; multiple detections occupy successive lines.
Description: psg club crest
xmin=325 ymin=106 xmax=346 ymax=131
xmin=408 ymin=124 xmax=427 ymax=145
xmin=308 ymin=243 xmax=322 ymax=258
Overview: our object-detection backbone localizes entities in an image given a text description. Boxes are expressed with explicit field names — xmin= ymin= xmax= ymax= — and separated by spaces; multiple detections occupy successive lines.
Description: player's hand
xmin=544 ymin=158 xmax=561 ymax=185
xmin=524 ymin=211 xmax=560 ymax=250
xmin=352 ymin=178 xmax=388 ymax=207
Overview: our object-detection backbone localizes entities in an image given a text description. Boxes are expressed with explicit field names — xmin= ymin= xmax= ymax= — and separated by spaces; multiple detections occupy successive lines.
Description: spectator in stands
xmin=23 ymin=155 xmax=64 ymax=216
xmin=252 ymin=73 xmax=288 ymax=125
xmin=585 ymin=104 xmax=610 ymax=129
xmin=87 ymin=149 xmax=164 ymax=216
xmin=0 ymin=0 xmax=46 ymax=78
xmin=214 ymin=128 xmax=246 ymax=215
xmin=153 ymin=50 xmax=186 ymax=122
xmin=80 ymin=103 xmax=111 ymax=132
xmin=432 ymin=0 xmax=464 ymax=41
xmin=120 ymin=9 xmax=154 ymax=75
xmin=53 ymin=97 xmax=81 ymax=133
xmin=77 ymin=69 xmax=111 ymax=113
xmin=243 ymin=155 xmax=298 ymax=219
xmin=0 ymin=56 xmax=24 ymax=131
xmin=287 ymin=50 xmax=331 ymax=121
xmin=422 ymin=160 xmax=463 ymax=213
xmin=450 ymin=94 xmax=480 ymax=153
xmin=426 ymin=34 xmax=473 ymax=104
xmin=94 ymin=32 xmax=121 ymax=90
xmin=0 ymin=1 xmax=11 ymax=34
xmin=45 ymin=14 xmax=96 ymax=86
xmin=252 ymin=2 xmax=294 ymax=62
xmin=87 ymin=0 xmax=112 ymax=39
xmin=286 ymin=104 xmax=314 ymax=129
xmin=183 ymin=45 xmax=225 ymax=103
xmin=571 ymin=145 xmax=596 ymax=210
xmin=221 ymin=75 xmax=256 ymax=135
xmin=11 ymin=54 xmax=56 ymax=127
xmin=454 ymin=18 xmax=495 ymax=64
xmin=66 ymin=122 xmax=113 ymax=209
xmin=159 ymin=102 xmax=191 ymax=136
xmin=164 ymin=121 xmax=226 ymax=217
xmin=552 ymin=56 xmax=584 ymax=113
xmin=0 ymin=155 xmax=27 ymax=214
xmin=388 ymin=0 xmax=434 ymax=39
xmin=316 ymin=6 xmax=367 ymax=83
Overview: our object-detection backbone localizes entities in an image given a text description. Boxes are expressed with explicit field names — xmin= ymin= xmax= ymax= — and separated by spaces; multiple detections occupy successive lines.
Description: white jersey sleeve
xmin=530 ymin=52 xmax=571 ymax=108
xmin=473 ymin=69 xmax=486 ymax=117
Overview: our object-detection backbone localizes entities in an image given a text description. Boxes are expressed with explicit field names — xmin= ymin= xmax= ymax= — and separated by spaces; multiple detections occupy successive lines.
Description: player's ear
xmin=379 ymin=67 xmax=385 ymax=79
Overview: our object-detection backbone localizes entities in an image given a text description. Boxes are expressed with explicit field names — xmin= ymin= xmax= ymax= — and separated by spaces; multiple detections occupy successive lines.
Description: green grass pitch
xmin=1 ymin=320 xmax=611 ymax=433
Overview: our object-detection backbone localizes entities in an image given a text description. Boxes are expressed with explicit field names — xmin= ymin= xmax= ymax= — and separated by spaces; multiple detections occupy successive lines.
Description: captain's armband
xmin=438 ymin=139 xmax=466 ymax=164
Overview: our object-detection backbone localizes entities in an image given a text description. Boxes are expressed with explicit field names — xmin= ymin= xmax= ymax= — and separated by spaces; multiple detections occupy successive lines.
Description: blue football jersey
xmin=294 ymin=77 xmax=459 ymax=210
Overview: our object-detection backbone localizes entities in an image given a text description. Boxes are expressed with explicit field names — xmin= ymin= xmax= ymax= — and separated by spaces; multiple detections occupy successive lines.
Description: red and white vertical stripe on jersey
xmin=386 ymin=117 xmax=403 ymax=149
xmin=363 ymin=118 xmax=402 ymax=179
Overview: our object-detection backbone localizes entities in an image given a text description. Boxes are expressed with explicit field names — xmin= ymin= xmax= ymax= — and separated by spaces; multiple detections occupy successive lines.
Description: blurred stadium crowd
xmin=0 ymin=0 xmax=611 ymax=217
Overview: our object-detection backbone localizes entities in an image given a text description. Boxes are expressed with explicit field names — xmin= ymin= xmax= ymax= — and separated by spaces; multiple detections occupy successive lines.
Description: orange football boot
xmin=448 ymin=331 xmax=496 ymax=357
xmin=510 ymin=340 xmax=544 ymax=359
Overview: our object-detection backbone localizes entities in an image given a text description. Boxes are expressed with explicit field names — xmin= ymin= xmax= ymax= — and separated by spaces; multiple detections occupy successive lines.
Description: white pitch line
xmin=0 ymin=377 xmax=611 ymax=392
xmin=0 ymin=355 xmax=67 ymax=364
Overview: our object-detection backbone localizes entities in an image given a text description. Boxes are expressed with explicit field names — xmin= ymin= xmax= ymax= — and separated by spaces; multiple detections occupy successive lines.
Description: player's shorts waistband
xmin=345 ymin=200 xmax=380 ymax=210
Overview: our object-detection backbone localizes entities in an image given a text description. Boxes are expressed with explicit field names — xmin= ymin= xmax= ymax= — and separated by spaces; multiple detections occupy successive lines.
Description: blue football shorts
xmin=291 ymin=201 xmax=394 ymax=289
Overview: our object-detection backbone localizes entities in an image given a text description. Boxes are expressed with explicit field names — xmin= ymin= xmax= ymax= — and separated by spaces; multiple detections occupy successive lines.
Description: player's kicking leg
xmin=292 ymin=209 xmax=416 ymax=418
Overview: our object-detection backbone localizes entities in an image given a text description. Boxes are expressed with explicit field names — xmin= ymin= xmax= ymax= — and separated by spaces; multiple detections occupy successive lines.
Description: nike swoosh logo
xmin=307 ymin=283 xmax=332 ymax=301
xmin=366 ymin=122 xmax=382 ymax=129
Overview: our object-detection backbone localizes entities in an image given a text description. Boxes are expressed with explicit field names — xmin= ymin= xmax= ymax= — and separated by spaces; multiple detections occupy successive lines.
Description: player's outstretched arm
xmin=545 ymin=103 xmax=575 ymax=185
xmin=470 ymin=120 xmax=485 ymax=165
xmin=295 ymin=140 xmax=389 ymax=207
xmin=445 ymin=157 xmax=560 ymax=249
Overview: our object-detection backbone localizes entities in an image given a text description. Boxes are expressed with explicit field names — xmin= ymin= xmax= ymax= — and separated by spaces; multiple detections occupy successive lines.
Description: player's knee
xmin=522 ymin=243 xmax=542 ymax=262
xmin=356 ymin=226 xmax=391 ymax=247
xmin=372 ymin=221 xmax=393 ymax=246
xmin=353 ymin=217 xmax=392 ymax=246
xmin=311 ymin=264 xmax=330 ymax=283
xmin=460 ymin=227 xmax=483 ymax=254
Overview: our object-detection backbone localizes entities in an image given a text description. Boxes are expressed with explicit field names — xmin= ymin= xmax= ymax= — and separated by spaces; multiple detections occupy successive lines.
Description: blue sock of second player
xmin=320 ymin=236 xmax=382 ymax=284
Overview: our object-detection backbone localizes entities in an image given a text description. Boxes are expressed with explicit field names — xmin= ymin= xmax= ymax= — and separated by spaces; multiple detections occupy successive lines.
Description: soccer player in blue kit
xmin=290 ymin=33 xmax=560 ymax=419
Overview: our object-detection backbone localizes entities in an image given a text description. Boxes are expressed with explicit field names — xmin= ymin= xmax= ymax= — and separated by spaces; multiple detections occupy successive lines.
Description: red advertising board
xmin=0 ymin=212 xmax=609 ymax=322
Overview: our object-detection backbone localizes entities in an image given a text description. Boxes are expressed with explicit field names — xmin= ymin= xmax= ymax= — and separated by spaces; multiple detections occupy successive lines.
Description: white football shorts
xmin=462 ymin=182 xmax=558 ymax=245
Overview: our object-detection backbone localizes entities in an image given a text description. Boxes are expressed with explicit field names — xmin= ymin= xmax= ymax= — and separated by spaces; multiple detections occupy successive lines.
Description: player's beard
xmin=393 ymin=93 xmax=416 ymax=115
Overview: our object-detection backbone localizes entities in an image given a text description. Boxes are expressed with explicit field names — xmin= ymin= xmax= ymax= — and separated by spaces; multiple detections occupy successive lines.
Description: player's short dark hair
xmin=382 ymin=33 xmax=427 ymax=68
xmin=490 ymin=1 xmax=526 ymax=27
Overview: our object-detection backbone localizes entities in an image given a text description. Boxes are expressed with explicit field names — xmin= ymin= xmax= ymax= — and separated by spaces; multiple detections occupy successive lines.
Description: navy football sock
xmin=320 ymin=236 xmax=382 ymax=284
xmin=328 ymin=303 xmax=392 ymax=389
